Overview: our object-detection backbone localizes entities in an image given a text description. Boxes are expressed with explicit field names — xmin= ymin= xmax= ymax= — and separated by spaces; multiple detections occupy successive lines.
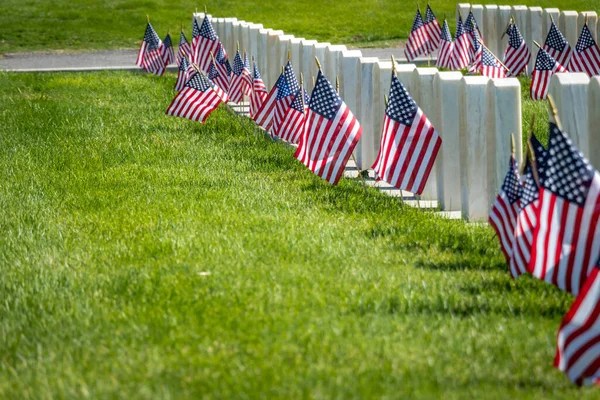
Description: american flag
xmin=555 ymin=263 xmax=600 ymax=386
xmin=191 ymin=15 xmax=220 ymax=73
xmin=404 ymin=9 xmax=429 ymax=62
xmin=254 ymin=70 xmax=285 ymax=130
xmin=177 ymin=31 xmax=192 ymax=67
xmin=207 ymin=58 xmax=229 ymax=103
xmin=452 ymin=15 xmax=470 ymax=70
xmin=278 ymin=86 xmax=309 ymax=144
xmin=228 ymin=50 xmax=253 ymax=104
xmin=529 ymin=123 xmax=600 ymax=295
xmin=530 ymin=47 xmax=567 ymax=100
xmin=166 ymin=72 xmax=224 ymax=123
xmin=174 ymin=55 xmax=195 ymax=91
xmin=489 ymin=155 xmax=522 ymax=263
xmin=464 ymin=11 xmax=482 ymax=64
xmin=161 ymin=33 xmax=175 ymax=66
xmin=250 ymin=61 xmax=267 ymax=119
xmin=243 ymin=52 xmax=253 ymax=97
xmin=271 ymin=61 xmax=299 ymax=138
xmin=214 ymin=43 xmax=231 ymax=85
xmin=436 ymin=19 xmax=454 ymax=69
xmin=135 ymin=22 xmax=165 ymax=76
xmin=568 ymin=23 xmax=600 ymax=77
xmin=294 ymin=70 xmax=362 ymax=185
xmin=372 ymin=72 xmax=441 ymax=195
xmin=543 ymin=21 xmax=573 ymax=69
xmin=509 ymin=136 xmax=547 ymax=278
xmin=423 ymin=5 xmax=441 ymax=54
xmin=480 ymin=46 xmax=507 ymax=78
xmin=468 ymin=28 xmax=483 ymax=73
xmin=503 ymin=22 xmax=530 ymax=76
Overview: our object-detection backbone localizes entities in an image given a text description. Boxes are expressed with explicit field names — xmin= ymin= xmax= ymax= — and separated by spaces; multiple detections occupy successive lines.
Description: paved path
xmin=0 ymin=48 xmax=435 ymax=72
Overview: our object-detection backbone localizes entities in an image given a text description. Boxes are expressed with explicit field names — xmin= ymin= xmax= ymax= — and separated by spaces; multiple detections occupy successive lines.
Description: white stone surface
xmin=498 ymin=6 xmax=512 ymax=58
xmin=395 ymin=63 xmax=417 ymax=95
xmin=372 ymin=61 xmax=394 ymax=163
xmin=579 ymin=12 xmax=598 ymax=42
xmin=412 ymin=67 xmax=439 ymax=200
xmin=486 ymin=78 xmax=523 ymax=206
xmin=357 ymin=57 xmax=380 ymax=170
xmin=300 ymin=39 xmax=318 ymax=85
xmin=257 ymin=28 xmax=271 ymax=87
xmin=311 ymin=42 xmax=331 ymax=81
xmin=484 ymin=5 xmax=500 ymax=56
xmin=548 ymin=73 xmax=590 ymax=159
xmin=459 ymin=76 xmax=490 ymax=221
xmin=588 ymin=77 xmax=600 ymax=170
xmin=324 ymin=45 xmax=347 ymax=84
xmin=277 ymin=34 xmax=295 ymax=75
xmin=543 ymin=8 xmax=560 ymax=40
xmin=231 ymin=20 xmax=244 ymax=54
xmin=339 ymin=50 xmax=362 ymax=115
xmin=248 ymin=24 xmax=264 ymax=65
xmin=512 ymin=6 xmax=530 ymax=75
xmin=241 ymin=22 xmax=252 ymax=56
xmin=456 ymin=3 xmax=471 ymax=22
xmin=214 ymin=18 xmax=224 ymax=41
xmin=433 ymin=72 xmax=463 ymax=211
xmin=471 ymin=5 xmax=485 ymax=41
xmin=560 ymin=11 xmax=580 ymax=49
xmin=223 ymin=18 xmax=238 ymax=56
xmin=267 ymin=31 xmax=284 ymax=88
xmin=528 ymin=7 xmax=543 ymax=72
xmin=289 ymin=37 xmax=305 ymax=80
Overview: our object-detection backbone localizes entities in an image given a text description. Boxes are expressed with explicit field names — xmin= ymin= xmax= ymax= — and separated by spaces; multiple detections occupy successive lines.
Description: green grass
xmin=0 ymin=70 xmax=595 ymax=398
xmin=2 ymin=0 xmax=600 ymax=53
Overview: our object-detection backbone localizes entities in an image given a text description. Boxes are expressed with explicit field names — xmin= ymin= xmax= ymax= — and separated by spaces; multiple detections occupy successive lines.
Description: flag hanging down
xmin=243 ymin=52 xmax=254 ymax=97
xmin=509 ymin=135 xmax=547 ymax=278
xmin=278 ymin=86 xmax=309 ymax=144
xmin=423 ymin=4 xmax=441 ymax=54
xmin=503 ymin=21 xmax=531 ymax=76
xmin=294 ymin=70 xmax=362 ymax=185
xmin=177 ymin=31 xmax=193 ymax=67
xmin=404 ymin=9 xmax=429 ymax=62
xmin=530 ymin=47 xmax=567 ymax=100
xmin=568 ymin=23 xmax=600 ymax=77
xmin=489 ymin=154 xmax=522 ymax=263
xmin=464 ymin=11 xmax=482 ymax=64
xmin=555 ymin=263 xmax=600 ymax=386
xmin=529 ymin=123 xmax=600 ymax=295
xmin=214 ymin=43 xmax=231 ymax=85
xmin=174 ymin=55 xmax=195 ymax=91
xmin=543 ymin=20 xmax=573 ymax=69
xmin=207 ymin=58 xmax=229 ymax=103
xmin=166 ymin=72 xmax=223 ymax=123
xmin=271 ymin=61 xmax=299 ymax=138
xmin=191 ymin=15 xmax=220 ymax=72
xmin=480 ymin=46 xmax=507 ymax=78
xmin=161 ymin=33 xmax=175 ymax=65
xmin=228 ymin=49 xmax=253 ymax=103
xmin=135 ymin=22 xmax=166 ymax=76
xmin=453 ymin=15 xmax=471 ymax=70
xmin=250 ymin=61 xmax=267 ymax=118
xmin=436 ymin=19 xmax=454 ymax=69
xmin=372 ymin=72 xmax=441 ymax=195
xmin=254 ymin=70 xmax=285 ymax=130
xmin=208 ymin=49 xmax=230 ymax=95
xmin=468 ymin=28 xmax=483 ymax=73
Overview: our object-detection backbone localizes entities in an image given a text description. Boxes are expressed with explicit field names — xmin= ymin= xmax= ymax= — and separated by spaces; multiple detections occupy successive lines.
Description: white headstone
xmin=372 ymin=61 xmax=394 ymax=161
xmin=232 ymin=20 xmax=244 ymax=53
xmin=311 ymin=42 xmax=331 ymax=81
xmin=395 ymin=63 xmax=417 ymax=95
xmin=357 ymin=57 xmax=380 ymax=169
xmin=248 ymin=24 xmax=264 ymax=65
xmin=300 ymin=39 xmax=318 ymax=84
xmin=459 ymin=76 xmax=490 ymax=221
xmin=542 ymin=8 xmax=560 ymax=40
xmin=257 ymin=28 xmax=271 ymax=87
xmin=433 ymin=72 xmax=463 ymax=211
xmin=588 ymin=77 xmax=600 ymax=170
xmin=512 ymin=6 xmax=530 ymax=75
xmin=579 ymin=12 xmax=598 ymax=42
xmin=560 ymin=11 xmax=580 ymax=48
xmin=289 ymin=37 xmax=305 ymax=81
xmin=223 ymin=18 xmax=238 ymax=56
xmin=339 ymin=50 xmax=362 ymax=115
xmin=486 ymin=78 xmax=523 ymax=206
xmin=277 ymin=35 xmax=295 ymax=75
xmin=484 ymin=5 xmax=500 ymax=56
xmin=528 ymin=7 xmax=544 ymax=72
xmin=241 ymin=22 xmax=251 ymax=55
xmin=324 ymin=45 xmax=347 ymax=84
xmin=214 ymin=18 xmax=224 ymax=41
xmin=548 ymin=73 xmax=591 ymax=159
xmin=267 ymin=31 xmax=284 ymax=88
xmin=456 ymin=3 xmax=471 ymax=22
xmin=498 ymin=6 xmax=512 ymax=57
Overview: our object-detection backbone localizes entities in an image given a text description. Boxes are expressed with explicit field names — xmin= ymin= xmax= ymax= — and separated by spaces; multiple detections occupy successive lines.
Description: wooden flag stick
xmin=547 ymin=94 xmax=563 ymax=131
xmin=511 ymin=132 xmax=515 ymax=156
xmin=312 ymin=75 xmax=315 ymax=89
xmin=315 ymin=56 xmax=322 ymax=70
xmin=204 ymin=5 xmax=207 ymax=14
xmin=550 ymin=13 xmax=555 ymax=24
xmin=181 ymin=22 xmax=184 ymax=32
xmin=501 ymin=16 xmax=512 ymax=39
xmin=391 ymin=54 xmax=397 ymax=74
xmin=237 ymin=41 xmax=240 ymax=52
xmin=527 ymin=139 xmax=541 ymax=187
xmin=384 ymin=94 xmax=389 ymax=108
xmin=287 ymin=49 xmax=291 ymax=61
xmin=477 ymin=38 xmax=512 ymax=75
xmin=147 ymin=15 xmax=150 ymax=23
xmin=533 ymin=40 xmax=542 ymax=49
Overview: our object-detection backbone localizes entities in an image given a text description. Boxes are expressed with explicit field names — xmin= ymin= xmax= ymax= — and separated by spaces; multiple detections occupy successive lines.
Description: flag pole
xmin=146 ymin=15 xmax=150 ymax=23
xmin=501 ymin=16 xmax=512 ymax=39
xmin=547 ymin=94 xmax=563 ymax=130
xmin=477 ymin=38 xmax=512 ymax=75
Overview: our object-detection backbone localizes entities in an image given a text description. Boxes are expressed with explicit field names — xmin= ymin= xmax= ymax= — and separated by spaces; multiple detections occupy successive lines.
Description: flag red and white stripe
xmin=174 ymin=55 xmax=195 ymax=91
xmin=568 ymin=23 xmax=600 ymax=77
xmin=278 ymin=87 xmax=309 ymax=144
xmin=452 ymin=15 xmax=470 ymax=70
xmin=404 ymin=9 xmax=429 ymax=62
xmin=207 ymin=59 xmax=229 ymax=103
xmin=436 ymin=19 xmax=454 ymax=69
xmin=423 ymin=5 xmax=441 ymax=54
xmin=372 ymin=72 xmax=441 ymax=195
xmin=294 ymin=70 xmax=362 ymax=185
xmin=136 ymin=22 xmax=165 ymax=76
xmin=177 ymin=31 xmax=193 ymax=67
xmin=480 ymin=46 xmax=507 ymax=78
xmin=530 ymin=47 xmax=567 ymax=100
xmin=503 ymin=22 xmax=531 ymax=76
xmin=250 ymin=61 xmax=268 ymax=119
xmin=191 ymin=15 xmax=220 ymax=72
xmin=228 ymin=50 xmax=253 ymax=104
xmin=254 ymin=72 xmax=284 ymax=129
xmin=161 ymin=33 xmax=175 ymax=65
xmin=166 ymin=72 xmax=223 ymax=123
xmin=543 ymin=20 xmax=573 ymax=69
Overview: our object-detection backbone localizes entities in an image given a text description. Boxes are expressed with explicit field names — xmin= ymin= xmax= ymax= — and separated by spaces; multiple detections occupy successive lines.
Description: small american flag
xmin=177 ymin=31 xmax=192 ymax=67
xmin=509 ymin=135 xmax=547 ymax=278
xmin=294 ymin=70 xmax=362 ymax=185
xmin=480 ymin=46 xmax=507 ymax=78
xmin=214 ymin=43 xmax=231 ymax=85
xmin=135 ymin=22 xmax=165 ymax=76
xmin=372 ymin=72 xmax=441 ymax=195
xmin=161 ymin=33 xmax=175 ymax=66
xmin=452 ymin=15 xmax=470 ymax=70
xmin=468 ymin=28 xmax=483 ymax=73
xmin=423 ymin=5 xmax=441 ymax=54
xmin=530 ymin=47 xmax=567 ymax=100
xmin=166 ymin=72 xmax=223 ymax=123
xmin=568 ymin=23 xmax=600 ymax=77
xmin=174 ymin=55 xmax=195 ymax=91
xmin=464 ymin=11 xmax=482 ymax=64
xmin=404 ymin=9 xmax=429 ymax=62
xmin=503 ymin=22 xmax=531 ymax=76
xmin=529 ymin=123 xmax=600 ymax=295
xmin=191 ymin=15 xmax=220 ymax=73
xmin=243 ymin=52 xmax=253 ymax=97
xmin=543 ymin=21 xmax=573 ymax=69
xmin=436 ymin=19 xmax=454 ymax=69
xmin=555 ymin=262 xmax=600 ymax=386
xmin=207 ymin=58 xmax=229 ymax=103
xmin=228 ymin=50 xmax=252 ymax=103
xmin=250 ymin=61 xmax=267 ymax=119
xmin=271 ymin=61 xmax=299 ymax=138
xmin=254 ymin=71 xmax=285 ymax=130
xmin=278 ymin=86 xmax=309 ymax=144
xmin=489 ymin=155 xmax=522 ymax=263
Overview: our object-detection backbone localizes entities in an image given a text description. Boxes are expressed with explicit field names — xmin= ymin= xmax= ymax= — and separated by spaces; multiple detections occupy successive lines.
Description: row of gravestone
xmin=197 ymin=13 xmax=525 ymax=222
xmin=455 ymin=4 xmax=599 ymax=74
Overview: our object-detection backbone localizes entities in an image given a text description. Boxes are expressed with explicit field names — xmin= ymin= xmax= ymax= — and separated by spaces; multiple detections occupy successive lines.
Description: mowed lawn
xmin=0 ymin=70 xmax=594 ymax=399
xmin=2 ymin=0 xmax=600 ymax=53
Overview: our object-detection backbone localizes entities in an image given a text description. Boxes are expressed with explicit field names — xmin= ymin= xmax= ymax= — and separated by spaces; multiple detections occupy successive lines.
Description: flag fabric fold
xmin=530 ymin=47 xmax=567 ymax=100
xmin=423 ymin=5 xmax=441 ymax=54
xmin=161 ymin=33 xmax=175 ymax=66
xmin=503 ymin=21 xmax=531 ymax=76
xmin=480 ymin=46 xmax=507 ymax=78
xmin=177 ymin=31 xmax=193 ymax=68
xmin=543 ymin=20 xmax=573 ymax=69
xmin=452 ymin=15 xmax=470 ymax=70
xmin=228 ymin=50 xmax=253 ymax=104
xmin=174 ymin=55 xmax=195 ymax=91
xmin=436 ymin=19 xmax=454 ymax=69
xmin=254 ymin=71 xmax=284 ymax=130
xmin=405 ymin=9 xmax=429 ymax=62
xmin=191 ymin=15 xmax=220 ymax=72
xmin=568 ymin=23 xmax=600 ymax=77
xmin=250 ymin=61 xmax=268 ymax=119
xmin=271 ymin=61 xmax=299 ymax=138
xmin=208 ymin=58 xmax=229 ymax=103
xmin=278 ymin=87 xmax=309 ymax=144
xmin=166 ymin=72 xmax=223 ymax=123
xmin=136 ymin=22 xmax=166 ymax=76
xmin=465 ymin=11 xmax=482 ymax=65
